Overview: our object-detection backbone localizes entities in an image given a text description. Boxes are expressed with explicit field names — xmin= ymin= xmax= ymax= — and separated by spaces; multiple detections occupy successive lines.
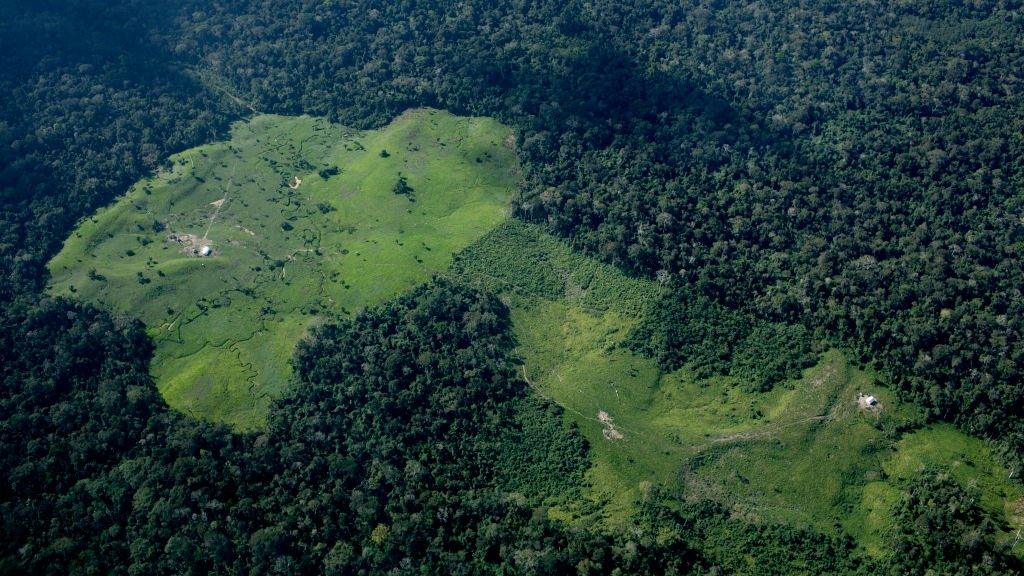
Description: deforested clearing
xmin=48 ymin=109 xmax=519 ymax=429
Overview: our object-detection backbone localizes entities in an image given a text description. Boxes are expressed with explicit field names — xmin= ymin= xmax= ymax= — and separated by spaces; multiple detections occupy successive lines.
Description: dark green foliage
xmin=627 ymin=289 xmax=816 ymax=391
xmin=155 ymin=0 xmax=1024 ymax=460
xmin=281 ymin=278 xmax=522 ymax=496
xmin=637 ymin=492 xmax=874 ymax=576
xmin=627 ymin=288 xmax=748 ymax=377
xmin=0 ymin=299 xmax=159 ymax=505
xmin=0 ymin=1 xmax=232 ymax=299
xmin=3 ymin=0 xmax=1023 ymax=455
xmin=887 ymin=468 xmax=1021 ymax=575
xmin=491 ymin=396 xmax=590 ymax=500
xmin=391 ymin=174 xmax=413 ymax=196
xmin=732 ymin=324 xmax=816 ymax=392
xmin=317 ymin=166 xmax=340 ymax=179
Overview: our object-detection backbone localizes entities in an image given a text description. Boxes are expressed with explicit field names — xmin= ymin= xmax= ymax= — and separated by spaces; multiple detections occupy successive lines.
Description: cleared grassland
xmin=451 ymin=220 xmax=1024 ymax=557
xmin=48 ymin=109 xmax=518 ymax=429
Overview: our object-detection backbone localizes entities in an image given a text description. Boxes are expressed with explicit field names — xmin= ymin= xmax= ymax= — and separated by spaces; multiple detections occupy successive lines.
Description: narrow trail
xmin=702 ymin=413 xmax=832 ymax=447
xmin=203 ymin=167 xmax=237 ymax=241
xmin=692 ymin=375 xmax=847 ymax=451
xmin=203 ymin=196 xmax=226 ymax=241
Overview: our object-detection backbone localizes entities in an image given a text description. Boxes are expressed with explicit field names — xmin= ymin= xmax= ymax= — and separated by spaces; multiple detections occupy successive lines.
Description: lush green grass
xmin=451 ymin=220 xmax=1024 ymax=557
xmin=48 ymin=109 xmax=518 ymax=429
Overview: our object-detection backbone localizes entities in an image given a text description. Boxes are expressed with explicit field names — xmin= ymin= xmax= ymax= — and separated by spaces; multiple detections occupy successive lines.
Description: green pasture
xmin=451 ymin=220 xmax=1024 ymax=557
xmin=48 ymin=109 xmax=519 ymax=429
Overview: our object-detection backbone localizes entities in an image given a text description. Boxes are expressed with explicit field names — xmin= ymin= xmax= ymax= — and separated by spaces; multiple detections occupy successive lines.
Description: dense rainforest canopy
xmin=2 ymin=0 xmax=1024 ymax=573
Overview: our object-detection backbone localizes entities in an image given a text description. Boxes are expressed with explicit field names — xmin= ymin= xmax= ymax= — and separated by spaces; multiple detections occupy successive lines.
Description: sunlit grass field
xmin=48 ymin=109 xmax=519 ymax=429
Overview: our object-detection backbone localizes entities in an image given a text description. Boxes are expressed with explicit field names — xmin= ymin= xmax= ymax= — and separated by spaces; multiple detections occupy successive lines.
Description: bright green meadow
xmin=48 ymin=109 xmax=518 ymax=429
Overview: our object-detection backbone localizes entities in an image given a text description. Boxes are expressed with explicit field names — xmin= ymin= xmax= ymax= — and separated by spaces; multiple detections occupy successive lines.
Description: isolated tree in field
xmin=392 ymin=174 xmax=413 ymax=196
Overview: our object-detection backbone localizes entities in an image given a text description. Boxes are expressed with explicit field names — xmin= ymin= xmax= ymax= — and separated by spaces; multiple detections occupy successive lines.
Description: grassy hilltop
xmin=48 ymin=109 xmax=518 ymax=429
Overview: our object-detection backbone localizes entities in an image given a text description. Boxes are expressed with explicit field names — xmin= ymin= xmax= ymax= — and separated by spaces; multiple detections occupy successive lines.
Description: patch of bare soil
xmin=857 ymin=393 xmax=882 ymax=413
xmin=598 ymin=410 xmax=624 ymax=440
xmin=167 ymin=232 xmax=214 ymax=257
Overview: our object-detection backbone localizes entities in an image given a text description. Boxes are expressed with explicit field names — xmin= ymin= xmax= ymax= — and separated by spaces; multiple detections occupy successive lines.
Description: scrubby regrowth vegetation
xmin=4 ymin=0 xmax=1024 ymax=573
xmin=625 ymin=287 xmax=818 ymax=392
